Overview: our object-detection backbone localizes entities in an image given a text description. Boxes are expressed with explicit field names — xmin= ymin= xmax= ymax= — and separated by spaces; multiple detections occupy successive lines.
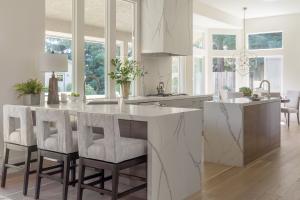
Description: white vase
xmin=22 ymin=94 xmax=40 ymax=106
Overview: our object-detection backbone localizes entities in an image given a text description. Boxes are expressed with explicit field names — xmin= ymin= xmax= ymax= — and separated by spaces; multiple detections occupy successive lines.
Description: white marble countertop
xmin=205 ymin=97 xmax=280 ymax=106
xmin=31 ymin=102 xmax=200 ymax=118
xmin=123 ymin=94 xmax=213 ymax=104
xmin=30 ymin=101 xmax=203 ymax=200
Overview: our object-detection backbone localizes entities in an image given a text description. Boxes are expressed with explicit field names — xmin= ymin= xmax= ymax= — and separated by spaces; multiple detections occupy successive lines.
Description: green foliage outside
xmin=213 ymin=34 xmax=236 ymax=50
xmin=249 ymin=32 xmax=282 ymax=50
xmin=85 ymin=42 xmax=105 ymax=95
xmin=45 ymin=36 xmax=106 ymax=95
xmin=15 ymin=79 xmax=44 ymax=97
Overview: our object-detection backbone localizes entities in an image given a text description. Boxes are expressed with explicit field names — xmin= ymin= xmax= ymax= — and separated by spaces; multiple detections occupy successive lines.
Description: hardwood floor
xmin=0 ymin=115 xmax=299 ymax=200
xmin=190 ymin=115 xmax=300 ymax=200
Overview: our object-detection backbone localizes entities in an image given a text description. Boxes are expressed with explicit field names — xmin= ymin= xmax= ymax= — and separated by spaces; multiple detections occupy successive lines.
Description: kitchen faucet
xmin=259 ymin=80 xmax=271 ymax=98
xmin=83 ymin=75 xmax=100 ymax=103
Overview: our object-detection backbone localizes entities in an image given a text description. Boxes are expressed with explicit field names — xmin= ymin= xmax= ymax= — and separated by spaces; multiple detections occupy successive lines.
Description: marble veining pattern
xmin=31 ymin=103 xmax=202 ymax=200
xmin=204 ymin=102 xmax=244 ymax=166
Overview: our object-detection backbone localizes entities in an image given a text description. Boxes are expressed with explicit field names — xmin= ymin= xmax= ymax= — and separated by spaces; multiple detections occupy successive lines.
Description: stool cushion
xmin=44 ymin=131 xmax=78 ymax=153
xmin=43 ymin=131 xmax=101 ymax=153
xmin=86 ymin=138 xmax=147 ymax=163
xmin=8 ymin=127 xmax=57 ymax=146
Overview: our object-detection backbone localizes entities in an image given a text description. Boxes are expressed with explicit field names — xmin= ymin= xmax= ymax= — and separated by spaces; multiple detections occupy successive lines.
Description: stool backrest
xmin=36 ymin=108 xmax=73 ymax=153
xmin=77 ymin=112 xmax=120 ymax=163
xmin=286 ymin=90 xmax=300 ymax=109
xmin=3 ymin=105 xmax=34 ymax=146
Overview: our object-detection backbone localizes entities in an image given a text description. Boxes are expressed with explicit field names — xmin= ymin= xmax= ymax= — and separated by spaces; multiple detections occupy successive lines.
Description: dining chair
xmin=1 ymin=105 xmax=38 ymax=195
xmin=76 ymin=112 xmax=147 ymax=200
xmin=281 ymin=90 xmax=300 ymax=128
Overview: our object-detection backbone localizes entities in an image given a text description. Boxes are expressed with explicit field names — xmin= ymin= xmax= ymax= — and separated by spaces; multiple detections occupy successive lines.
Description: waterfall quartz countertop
xmin=204 ymin=97 xmax=281 ymax=167
xmin=207 ymin=97 xmax=280 ymax=106
xmin=123 ymin=94 xmax=213 ymax=104
xmin=31 ymin=102 xmax=203 ymax=200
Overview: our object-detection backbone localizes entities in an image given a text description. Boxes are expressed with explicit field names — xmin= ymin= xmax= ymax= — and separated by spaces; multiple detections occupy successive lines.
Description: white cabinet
xmin=141 ymin=0 xmax=193 ymax=56
xmin=160 ymin=97 xmax=212 ymax=109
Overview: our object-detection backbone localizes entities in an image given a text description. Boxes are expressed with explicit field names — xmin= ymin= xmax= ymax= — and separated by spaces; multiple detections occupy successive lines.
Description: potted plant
xmin=239 ymin=87 xmax=253 ymax=97
xmin=69 ymin=92 xmax=80 ymax=102
xmin=108 ymin=58 xmax=143 ymax=98
xmin=15 ymin=79 xmax=44 ymax=105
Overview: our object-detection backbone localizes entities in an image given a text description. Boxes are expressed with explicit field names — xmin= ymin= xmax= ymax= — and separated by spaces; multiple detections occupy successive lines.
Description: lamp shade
xmin=39 ymin=53 xmax=68 ymax=72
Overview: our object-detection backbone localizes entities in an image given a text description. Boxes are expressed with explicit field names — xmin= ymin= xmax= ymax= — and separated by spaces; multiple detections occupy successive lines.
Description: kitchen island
xmin=204 ymin=97 xmax=281 ymax=167
xmin=32 ymin=102 xmax=203 ymax=200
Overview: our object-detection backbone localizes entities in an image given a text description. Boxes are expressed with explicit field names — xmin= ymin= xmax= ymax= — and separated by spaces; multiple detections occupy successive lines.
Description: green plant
xmin=71 ymin=92 xmax=80 ymax=97
xmin=14 ymin=79 xmax=44 ymax=97
xmin=108 ymin=58 xmax=143 ymax=85
xmin=239 ymin=87 xmax=253 ymax=97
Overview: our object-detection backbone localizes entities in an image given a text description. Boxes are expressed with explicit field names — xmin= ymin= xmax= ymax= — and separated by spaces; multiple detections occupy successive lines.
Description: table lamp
xmin=40 ymin=53 xmax=68 ymax=104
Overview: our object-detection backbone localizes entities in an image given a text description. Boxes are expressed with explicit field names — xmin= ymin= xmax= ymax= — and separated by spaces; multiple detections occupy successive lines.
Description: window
xmin=45 ymin=0 xmax=73 ymax=93
xmin=249 ymin=56 xmax=282 ymax=92
xmin=213 ymin=34 xmax=236 ymax=50
xmin=84 ymin=40 xmax=106 ymax=96
xmin=213 ymin=58 xmax=236 ymax=94
xmin=172 ymin=57 xmax=180 ymax=93
xmin=213 ymin=58 xmax=236 ymax=72
xmin=193 ymin=29 xmax=205 ymax=95
xmin=45 ymin=35 xmax=73 ymax=93
xmin=248 ymin=32 xmax=282 ymax=50
xmin=193 ymin=57 xmax=204 ymax=95
xmin=193 ymin=31 xmax=205 ymax=50
xmin=115 ymin=0 xmax=136 ymax=97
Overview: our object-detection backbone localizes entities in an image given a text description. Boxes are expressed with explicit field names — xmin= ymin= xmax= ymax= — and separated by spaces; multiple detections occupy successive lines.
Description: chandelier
xmin=233 ymin=7 xmax=257 ymax=76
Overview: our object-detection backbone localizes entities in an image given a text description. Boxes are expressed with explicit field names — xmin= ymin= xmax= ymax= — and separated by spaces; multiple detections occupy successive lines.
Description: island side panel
xmin=243 ymin=101 xmax=281 ymax=165
xmin=147 ymin=110 xmax=202 ymax=200
xmin=204 ymin=102 xmax=244 ymax=167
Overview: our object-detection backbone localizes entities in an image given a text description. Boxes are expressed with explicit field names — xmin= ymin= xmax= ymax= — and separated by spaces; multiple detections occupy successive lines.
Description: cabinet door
xmin=160 ymin=99 xmax=194 ymax=108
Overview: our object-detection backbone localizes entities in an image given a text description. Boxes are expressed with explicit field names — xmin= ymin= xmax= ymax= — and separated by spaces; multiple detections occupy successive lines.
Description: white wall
xmin=141 ymin=55 xmax=172 ymax=95
xmin=0 ymin=0 xmax=45 ymax=155
xmin=246 ymin=14 xmax=300 ymax=93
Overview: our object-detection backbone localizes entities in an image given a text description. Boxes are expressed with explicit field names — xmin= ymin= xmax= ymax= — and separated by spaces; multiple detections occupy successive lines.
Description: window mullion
xmin=72 ymin=0 xmax=85 ymax=96
xmin=105 ymin=0 xmax=116 ymax=99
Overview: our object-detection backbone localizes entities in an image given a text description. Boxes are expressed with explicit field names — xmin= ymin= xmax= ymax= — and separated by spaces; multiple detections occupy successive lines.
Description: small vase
xmin=121 ymin=82 xmax=131 ymax=98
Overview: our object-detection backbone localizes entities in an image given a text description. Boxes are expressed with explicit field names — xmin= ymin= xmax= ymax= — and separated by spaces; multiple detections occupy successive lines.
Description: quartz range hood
xmin=141 ymin=0 xmax=193 ymax=56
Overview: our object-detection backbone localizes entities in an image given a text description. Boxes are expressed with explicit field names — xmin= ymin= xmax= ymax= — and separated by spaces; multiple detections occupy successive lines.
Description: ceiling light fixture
xmin=233 ymin=7 xmax=257 ymax=76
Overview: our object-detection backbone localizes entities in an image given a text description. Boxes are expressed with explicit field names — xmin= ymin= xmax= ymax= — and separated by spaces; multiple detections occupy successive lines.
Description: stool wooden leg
xmin=23 ymin=147 xmax=31 ymax=195
xmin=71 ymin=159 xmax=76 ymax=187
xmin=100 ymin=169 xmax=104 ymax=192
xmin=62 ymin=155 xmax=70 ymax=200
xmin=112 ymin=166 xmax=119 ymax=200
xmin=77 ymin=158 xmax=85 ymax=200
xmin=35 ymin=151 xmax=43 ymax=200
xmin=1 ymin=144 xmax=9 ymax=188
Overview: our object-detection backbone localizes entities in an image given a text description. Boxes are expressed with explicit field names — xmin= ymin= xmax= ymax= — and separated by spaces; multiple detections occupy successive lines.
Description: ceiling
xmin=46 ymin=0 xmax=134 ymax=32
xmin=197 ymin=0 xmax=300 ymax=19
xmin=193 ymin=14 xmax=239 ymax=29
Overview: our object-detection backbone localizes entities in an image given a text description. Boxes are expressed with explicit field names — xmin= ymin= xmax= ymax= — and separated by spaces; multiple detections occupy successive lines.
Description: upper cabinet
xmin=141 ymin=0 xmax=193 ymax=56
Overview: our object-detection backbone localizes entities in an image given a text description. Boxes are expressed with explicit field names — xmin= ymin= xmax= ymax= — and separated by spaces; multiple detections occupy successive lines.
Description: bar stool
xmin=77 ymin=112 xmax=147 ymax=200
xmin=34 ymin=108 xmax=79 ymax=200
xmin=1 ymin=105 xmax=39 ymax=195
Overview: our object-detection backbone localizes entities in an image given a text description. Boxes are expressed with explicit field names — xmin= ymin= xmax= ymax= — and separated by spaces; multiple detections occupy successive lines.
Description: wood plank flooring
xmin=190 ymin=115 xmax=300 ymax=200
xmin=0 ymin=115 xmax=299 ymax=200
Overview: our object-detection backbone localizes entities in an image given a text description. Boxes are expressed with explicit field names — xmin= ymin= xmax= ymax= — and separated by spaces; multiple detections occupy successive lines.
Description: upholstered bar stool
xmin=34 ymin=108 xmax=79 ymax=200
xmin=1 ymin=105 xmax=39 ymax=195
xmin=77 ymin=112 xmax=147 ymax=200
